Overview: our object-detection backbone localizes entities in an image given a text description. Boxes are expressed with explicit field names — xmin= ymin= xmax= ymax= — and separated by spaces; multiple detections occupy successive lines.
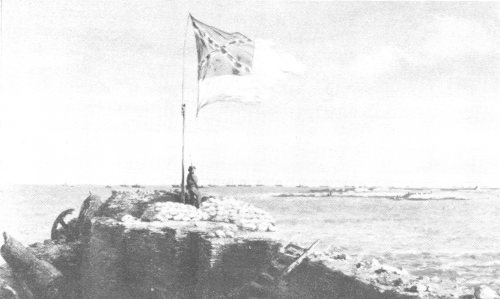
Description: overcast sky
xmin=1 ymin=1 xmax=500 ymax=186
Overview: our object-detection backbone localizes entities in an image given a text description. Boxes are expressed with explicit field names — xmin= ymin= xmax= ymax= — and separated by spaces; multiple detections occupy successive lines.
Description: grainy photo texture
xmin=1 ymin=1 xmax=500 ymax=298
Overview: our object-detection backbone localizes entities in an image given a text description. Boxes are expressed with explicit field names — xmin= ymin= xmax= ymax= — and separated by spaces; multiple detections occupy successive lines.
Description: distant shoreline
xmin=2 ymin=184 xmax=496 ymax=190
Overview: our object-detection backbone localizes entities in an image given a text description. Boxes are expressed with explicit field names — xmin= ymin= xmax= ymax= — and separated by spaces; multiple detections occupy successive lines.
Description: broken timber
xmin=229 ymin=239 xmax=320 ymax=298
xmin=1 ymin=233 xmax=64 ymax=299
xmin=281 ymin=239 xmax=320 ymax=277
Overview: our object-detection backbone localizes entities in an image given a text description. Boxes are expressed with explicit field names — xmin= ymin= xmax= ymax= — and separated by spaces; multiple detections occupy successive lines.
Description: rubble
xmin=307 ymin=251 xmax=482 ymax=299
xmin=0 ymin=189 xmax=494 ymax=298
xmin=474 ymin=285 xmax=500 ymax=299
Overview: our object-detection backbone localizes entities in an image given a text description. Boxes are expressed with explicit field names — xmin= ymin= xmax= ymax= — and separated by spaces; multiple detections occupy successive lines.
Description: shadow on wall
xmin=80 ymin=217 xmax=415 ymax=299
xmin=81 ymin=219 xmax=280 ymax=299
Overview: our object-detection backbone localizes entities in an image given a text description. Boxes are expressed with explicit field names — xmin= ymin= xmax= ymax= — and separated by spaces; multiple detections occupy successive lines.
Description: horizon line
xmin=0 ymin=183 xmax=496 ymax=189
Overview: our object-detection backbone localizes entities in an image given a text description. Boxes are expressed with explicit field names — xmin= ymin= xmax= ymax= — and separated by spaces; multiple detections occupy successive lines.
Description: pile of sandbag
xmin=200 ymin=197 xmax=276 ymax=232
xmin=141 ymin=201 xmax=202 ymax=222
xmin=141 ymin=197 xmax=276 ymax=232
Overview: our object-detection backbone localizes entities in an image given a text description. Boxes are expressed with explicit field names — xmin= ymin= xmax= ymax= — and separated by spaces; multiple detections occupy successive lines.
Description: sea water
xmin=1 ymin=185 xmax=499 ymax=291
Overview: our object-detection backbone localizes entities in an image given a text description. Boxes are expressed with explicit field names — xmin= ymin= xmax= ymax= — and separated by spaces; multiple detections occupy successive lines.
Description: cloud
xmin=252 ymin=39 xmax=305 ymax=78
xmin=347 ymin=46 xmax=400 ymax=78
xmin=406 ymin=16 xmax=498 ymax=64
xmin=198 ymin=39 xmax=304 ymax=112
xmin=344 ymin=16 xmax=499 ymax=81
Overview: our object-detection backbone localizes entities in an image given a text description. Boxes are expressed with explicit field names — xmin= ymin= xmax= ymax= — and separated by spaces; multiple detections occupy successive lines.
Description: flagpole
xmin=180 ymin=15 xmax=191 ymax=204
xmin=196 ymin=77 xmax=200 ymax=117
xmin=181 ymin=104 xmax=186 ymax=203
xmin=0 ymin=0 xmax=3 ymax=78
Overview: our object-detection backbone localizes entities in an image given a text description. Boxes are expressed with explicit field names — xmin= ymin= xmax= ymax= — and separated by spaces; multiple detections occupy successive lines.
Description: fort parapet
xmin=0 ymin=190 xmax=480 ymax=298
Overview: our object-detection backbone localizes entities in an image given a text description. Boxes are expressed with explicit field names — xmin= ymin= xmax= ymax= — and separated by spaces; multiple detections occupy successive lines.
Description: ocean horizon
xmin=1 ymin=184 xmax=500 ymax=292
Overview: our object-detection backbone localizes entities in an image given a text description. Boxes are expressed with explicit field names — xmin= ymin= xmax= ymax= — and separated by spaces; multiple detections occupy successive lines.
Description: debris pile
xmin=308 ymin=250 xmax=487 ymax=299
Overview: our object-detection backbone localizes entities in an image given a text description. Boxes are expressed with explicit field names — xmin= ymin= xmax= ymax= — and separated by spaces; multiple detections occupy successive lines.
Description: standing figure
xmin=187 ymin=166 xmax=201 ymax=208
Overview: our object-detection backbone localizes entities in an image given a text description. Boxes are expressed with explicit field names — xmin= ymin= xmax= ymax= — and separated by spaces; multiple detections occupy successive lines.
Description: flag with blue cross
xmin=190 ymin=15 xmax=255 ymax=81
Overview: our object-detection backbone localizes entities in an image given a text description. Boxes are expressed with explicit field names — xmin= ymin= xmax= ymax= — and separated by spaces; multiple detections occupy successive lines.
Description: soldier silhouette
xmin=186 ymin=166 xmax=201 ymax=208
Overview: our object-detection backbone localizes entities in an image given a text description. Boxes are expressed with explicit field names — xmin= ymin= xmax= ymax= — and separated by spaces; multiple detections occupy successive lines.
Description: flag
xmin=190 ymin=15 xmax=255 ymax=81
xmin=188 ymin=15 xmax=303 ymax=116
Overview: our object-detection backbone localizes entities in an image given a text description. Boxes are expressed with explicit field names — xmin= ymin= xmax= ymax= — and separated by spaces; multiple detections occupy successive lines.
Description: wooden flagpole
xmin=180 ymin=15 xmax=191 ymax=204
xmin=181 ymin=104 xmax=186 ymax=203
xmin=0 ymin=0 xmax=3 ymax=77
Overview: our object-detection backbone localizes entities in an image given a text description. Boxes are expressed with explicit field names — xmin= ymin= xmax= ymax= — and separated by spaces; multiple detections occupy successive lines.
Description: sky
xmin=0 ymin=1 xmax=500 ymax=187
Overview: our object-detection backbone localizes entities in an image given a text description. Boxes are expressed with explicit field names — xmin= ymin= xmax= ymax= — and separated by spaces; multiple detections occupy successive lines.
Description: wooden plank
xmin=228 ymin=239 xmax=320 ymax=297
xmin=281 ymin=240 xmax=320 ymax=277
xmin=284 ymin=243 xmax=305 ymax=253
